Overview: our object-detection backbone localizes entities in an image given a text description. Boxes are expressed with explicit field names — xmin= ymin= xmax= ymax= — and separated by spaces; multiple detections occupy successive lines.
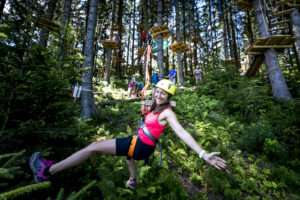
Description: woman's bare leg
xmin=49 ymin=139 xmax=116 ymax=175
xmin=126 ymin=158 xmax=136 ymax=180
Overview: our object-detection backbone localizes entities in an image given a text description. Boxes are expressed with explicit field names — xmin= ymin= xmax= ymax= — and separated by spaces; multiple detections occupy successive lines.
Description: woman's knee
xmin=85 ymin=140 xmax=116 ymax=155
xmin=84 ymin=142 xmax=102 ymax=155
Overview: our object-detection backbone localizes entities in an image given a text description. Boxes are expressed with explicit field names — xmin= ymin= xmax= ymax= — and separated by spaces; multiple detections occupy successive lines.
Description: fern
xmin=66 ymin=180 xmax=97 ymax=200
xmin=55 ymin=188 xmax=65 ymax=200
xmin=1 ymin=150 xmax=25 ymax=168
xmin=0 ymin=168 xmax=13 ymax=179
xmin=0 ymin=181 xmax=51 ymax=199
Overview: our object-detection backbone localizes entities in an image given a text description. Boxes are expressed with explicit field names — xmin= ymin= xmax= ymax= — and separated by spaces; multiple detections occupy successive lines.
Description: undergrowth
xmin=1 ymin=56 xmax=300 ymax=199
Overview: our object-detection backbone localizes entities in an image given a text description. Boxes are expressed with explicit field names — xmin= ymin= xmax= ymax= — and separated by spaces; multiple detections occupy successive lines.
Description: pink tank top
xmin=138 ymin=111 xmax=167 ymax=146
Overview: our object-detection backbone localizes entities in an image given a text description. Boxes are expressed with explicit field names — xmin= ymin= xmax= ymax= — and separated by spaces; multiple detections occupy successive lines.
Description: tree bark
xmin=39 ymin=0 xmax=58 ymax=47
xmin=157 ymin=0 xmax=164 ymax=76
xmin=175 ymin=0 xmax=184 ymax=86
xmin=81 ymin=0 xmax=98 ymax=118
xmin=0 ymin=0 xmax=7 ymax=20
xmin=253 ymin=0 xmax=292 ymax=101
xmin=131 ymin=0 xmax=136 ymax=70
xmin=104 ymin=48 xmax=112 ymax=83
xmin=290 ymin=8 xmax=300 ymax=67
xmin=58 ymin=0 xmax=72 ymax=61
xmin=228 ymin=4 xmax=241 ymax=69
xmin=116 ymin=0 xmax=123 ymax=78
xmin=220 ymin=0 xmax=229 ymax=59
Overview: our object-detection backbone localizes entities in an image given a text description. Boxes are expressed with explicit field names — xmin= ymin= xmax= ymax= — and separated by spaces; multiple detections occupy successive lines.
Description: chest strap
xmin=140 ymin=124 xmax=157 ymax=144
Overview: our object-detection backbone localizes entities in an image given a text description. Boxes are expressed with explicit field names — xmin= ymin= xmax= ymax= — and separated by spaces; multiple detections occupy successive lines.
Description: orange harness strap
xmin=128 ymin=135 xmax=138 ymax=158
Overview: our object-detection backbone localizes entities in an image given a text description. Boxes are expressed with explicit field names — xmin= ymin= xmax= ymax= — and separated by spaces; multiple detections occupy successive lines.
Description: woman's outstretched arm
xmin=161 ymin=109 xmax=227 ymax=171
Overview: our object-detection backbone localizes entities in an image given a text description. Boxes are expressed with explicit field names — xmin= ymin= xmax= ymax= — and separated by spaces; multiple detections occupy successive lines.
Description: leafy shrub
xmin=236 ymin=121 xmax=273 ymax=153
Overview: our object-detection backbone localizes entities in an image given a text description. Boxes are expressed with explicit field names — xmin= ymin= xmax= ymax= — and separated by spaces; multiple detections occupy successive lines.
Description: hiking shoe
xmin=29 ymin=152 xmax=54 ymax=182
xmin=126 ymin=178 xmax=137 ymax=189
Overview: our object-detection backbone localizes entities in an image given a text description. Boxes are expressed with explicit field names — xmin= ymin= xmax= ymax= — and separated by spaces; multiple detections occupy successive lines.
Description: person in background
xmin=168 ymin=68 xmax=177 ymax=84
xmin=194 ymin=67 xmax=202 ymax=85
xmin=128 ymin=77 xmax=137 ymax=98
xmin=151 ymin=71 xmax=160 ymax=86
xmin=136 ymin=81 xmax=144 ymax=98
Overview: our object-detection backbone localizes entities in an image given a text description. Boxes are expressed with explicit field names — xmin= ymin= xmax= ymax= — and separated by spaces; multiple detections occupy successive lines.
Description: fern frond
xmin=0 ymin=181 xmax=51 ymax=199
xmin=0 ymin=150 xmax=25 ymax=163
xmin=66 ymin=180 xmax=97 ymax=200
xmin=0 ymin=168 xmax=13 ymax=179
xmin=2 ymin=150 xmax=26 ymax=168
xmin=55 ymin=188 xmax=64 ymax=200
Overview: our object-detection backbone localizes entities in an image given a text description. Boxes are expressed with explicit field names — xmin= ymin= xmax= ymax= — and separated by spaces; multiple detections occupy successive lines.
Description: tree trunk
xmin=58 ymin=0 xmax=72 ymax=61
xmin=175 ymin=0 xmax=184 ymax=86
xmin=253 ymin=0 xmax=292 ymax=101
xmin=125 ymin=0 xmax=133 ymax=74
xmin=0 ymin=0 xmax=7 ymax=20
xmin=104 ymin=48 xmax=112 ymax=83
xmin=81 ymin=0 xmax=98 ymax=118
xmin=182 ymin=1 xmax=188 ymax=76
xmin=104 ymin=0 xmax=116 ymax=83
xmin=228 ymin=4 xmax=241 ymax=69
xmin=220 ymin=0 xmax=229 ymax=59
xmin=131 ymin=0 xmax=136 ymax=70
xmin=290 ymin=8 xmax=300 ymax=67
xmin=39 ymin=0 xmax=58 ymax=47
xmin=116 ymin=0 xmax=123 ymax=78
xmin=157 ymin=0 xmax=164 ymax=76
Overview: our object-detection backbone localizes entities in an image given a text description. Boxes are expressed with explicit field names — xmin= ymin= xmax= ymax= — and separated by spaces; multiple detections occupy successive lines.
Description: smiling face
xmin=154 ymin=87 xmax=169 ymax=105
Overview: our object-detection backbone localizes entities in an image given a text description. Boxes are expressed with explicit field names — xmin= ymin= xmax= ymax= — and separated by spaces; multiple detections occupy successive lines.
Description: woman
xmin=127 ymin=77 xmax=137 ymax=98
xmin=30 ymin=79 xmax=227 ymax=189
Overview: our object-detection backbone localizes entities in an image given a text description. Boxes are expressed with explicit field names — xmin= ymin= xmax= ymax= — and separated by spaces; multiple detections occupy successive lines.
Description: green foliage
xmin=0 ymin=182 xmax=51 ymax=199
xmin=0 ymin=23 xmax=300 ymax=200
xmin=236 ymin=121 xmax=274 ymax=153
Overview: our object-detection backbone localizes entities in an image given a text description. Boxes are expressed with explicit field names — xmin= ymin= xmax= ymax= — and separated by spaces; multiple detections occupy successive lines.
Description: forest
xmin=1 ymin=0 xmax=300 ymax=199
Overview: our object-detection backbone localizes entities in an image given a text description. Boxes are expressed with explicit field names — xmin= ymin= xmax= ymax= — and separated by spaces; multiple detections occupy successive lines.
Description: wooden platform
xmin=245 ymin=55 xmax=264 ymax=76
xmin=236 ymin=0 xmax=252 ymax=10
xmin=36 ymin=17 xmax=60 ymax=33
xmin=102 ymin=40 xmax=118 ymax=49
xmin=269 ymin=19 xmax=290 ymax=27
xmin=152 ymin=30 xmax=169 ymax=39
xmin=149 ymin=25 xmax=169 ymax=39
xmin=245 ymin=35 xmax=295 ymax=54
xmin=278 ymin=0 xmax=300 ymax=7
xmin=112 ymin=24 xmax=125 ymax=33
xmin=112 ymin=57 xmax=125 ymax=64
xmin=222 ymin=59 xmax=236 ymax=65
xmin=272 ymin=8 xmax=295 ymax=16
xmin=138 ymin=48 xmax=145 ymax=57
xmin=169 ymin=41 xmax=189 ymax=53
xmin=191 ymin=36 xmax=202 ymax=43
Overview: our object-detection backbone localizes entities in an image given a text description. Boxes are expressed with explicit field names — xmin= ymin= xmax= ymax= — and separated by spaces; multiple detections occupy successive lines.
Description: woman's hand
xmin=201 ymin=151 xmax=227 ymax=171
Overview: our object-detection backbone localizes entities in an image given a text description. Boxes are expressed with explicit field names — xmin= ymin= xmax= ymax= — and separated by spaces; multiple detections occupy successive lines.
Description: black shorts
xmin=116 ymin=136 xmax=155 ymax=160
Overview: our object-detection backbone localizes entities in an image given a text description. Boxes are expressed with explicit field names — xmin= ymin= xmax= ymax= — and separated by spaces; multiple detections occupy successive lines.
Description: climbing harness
xmin=128 ymin=135 xmax=138 ymax=158
xmin=141 ymin=122 xmax=164 ymax=165
xmin=140 ymin=123 xmax=157 ymax=144
xmin=127 ymin=119 xmax=164 ymax=165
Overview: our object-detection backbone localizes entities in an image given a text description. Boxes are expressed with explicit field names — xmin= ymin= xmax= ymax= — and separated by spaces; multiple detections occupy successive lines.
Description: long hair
xmin=150 ymin=99 xmax=171 ymax=113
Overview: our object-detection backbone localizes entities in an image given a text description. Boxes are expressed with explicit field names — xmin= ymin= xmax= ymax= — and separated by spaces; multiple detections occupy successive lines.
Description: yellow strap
xmin=128 ymin=136 xmax=137 ymax=158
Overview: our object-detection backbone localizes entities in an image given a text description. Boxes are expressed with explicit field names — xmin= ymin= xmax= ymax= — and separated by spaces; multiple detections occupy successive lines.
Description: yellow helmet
xmin=155 ymin=79 xmax=176 ymax=95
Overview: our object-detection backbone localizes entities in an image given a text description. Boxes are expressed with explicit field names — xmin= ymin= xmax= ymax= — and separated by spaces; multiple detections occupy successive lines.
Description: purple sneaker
xmin=29 ymin=152 xmax=54 ymax=182
xmin=126 ymin=178 xmax=137 ymax=189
